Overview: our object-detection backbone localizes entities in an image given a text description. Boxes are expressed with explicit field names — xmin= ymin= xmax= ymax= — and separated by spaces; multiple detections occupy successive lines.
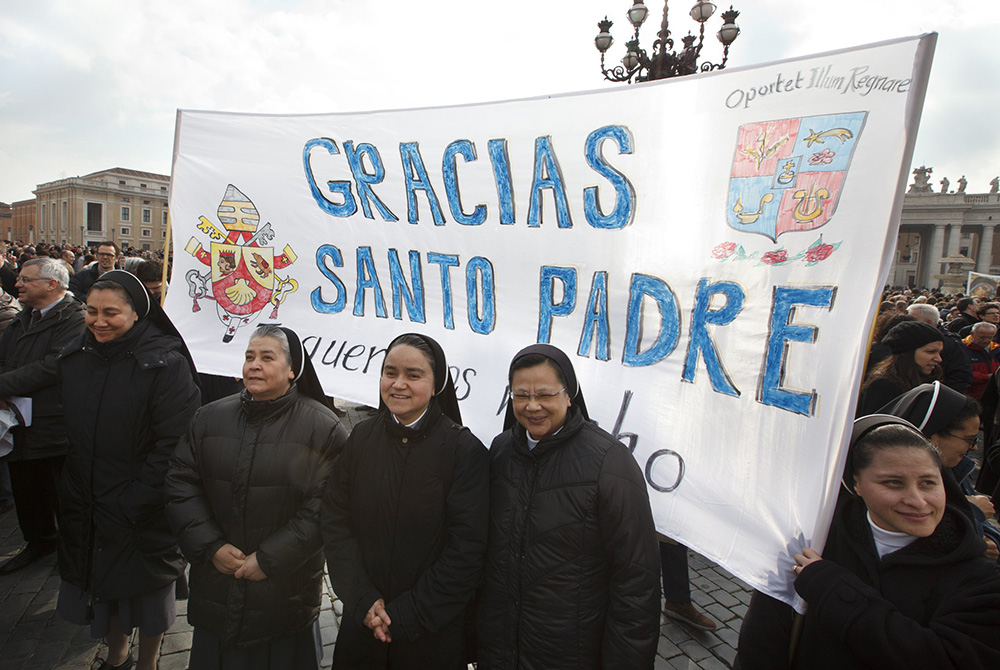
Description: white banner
xmin=968 ymin=271 xmax=999 ymax=298
xmin=167 ymin=34 xmax=935 ymax=609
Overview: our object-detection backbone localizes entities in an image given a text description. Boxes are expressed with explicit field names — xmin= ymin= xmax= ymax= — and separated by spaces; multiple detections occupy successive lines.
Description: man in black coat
xmin=68 ymin=240 xmax=119 ymax=302
xmin=947 ymin=297 xmax=978 ymax=334
xmin=0 ymin=258 xmax=85 ymax=574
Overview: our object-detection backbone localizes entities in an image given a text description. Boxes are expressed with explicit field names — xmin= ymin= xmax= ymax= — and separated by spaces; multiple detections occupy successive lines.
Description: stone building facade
xmin=888 ymin=169 xmax=1000 ymax=288
xmin=9 ymin=199 xmax=35 ymax=243
xmin=31 ymin=167 xmax=170 ymax=250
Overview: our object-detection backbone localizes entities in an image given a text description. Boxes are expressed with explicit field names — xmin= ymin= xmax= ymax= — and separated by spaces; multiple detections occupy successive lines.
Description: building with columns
xmin=31 ymin=167 xmax=170 ymax=250
xmin=887 ymin=169 xmax=1000 ymax=289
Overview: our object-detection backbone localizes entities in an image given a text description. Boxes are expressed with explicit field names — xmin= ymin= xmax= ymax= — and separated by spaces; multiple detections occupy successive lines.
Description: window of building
xmin=121 ymin=227 xmax=130 ymax=236
xmin=121 ymin=196 xmax=130 ymax=202
xmin=119 ymin=179 xmax=126 ymax=185
xmin=61 ymin=201 xmax=67 ymax=231
xmin=141 ymin=229 xmax=151 ymax=237
xmin=142 ymin=209 xmax=151 ymax=223
xmin=142 ymin=243 xmax=150 ymax=250
xmin=140 ymin=183 xmax=147 ymax=189
xmin=87 ymin=202 xmax=103 ymax=232
xmin=40 ymin=204 xmax=46 ymax=231
xmin=121 ymin=206 xmax=130 ymax=221
xmin=143 ymin=200 xmax=150 ymax=205
xmin=162 ymin=211 xmax=168 ymax=226
xmin=160 ymin=186 xmax=167 ymax=192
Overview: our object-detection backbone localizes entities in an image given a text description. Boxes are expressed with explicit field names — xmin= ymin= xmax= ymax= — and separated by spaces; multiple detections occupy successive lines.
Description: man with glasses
xmin=68 ymin=240 xmax=120 ymax=302
xmin=958 ymin=302 xmax=1000 ymax=340
xmin=0 ymin=258 xmax=85 ymax=573
xmin=963 ymin=321 xmax=1000 ymax=400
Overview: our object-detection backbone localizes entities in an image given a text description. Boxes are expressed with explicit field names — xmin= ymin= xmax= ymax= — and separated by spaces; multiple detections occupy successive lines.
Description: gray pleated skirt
xmin=56 ymin=579 xmax=177 ymax=638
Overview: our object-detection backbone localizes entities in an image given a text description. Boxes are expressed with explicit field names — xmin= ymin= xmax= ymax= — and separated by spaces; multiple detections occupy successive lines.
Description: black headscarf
xmin=502 ymin=343 xmax=590 ymax=431
xmin=378 ymin=333 xmax=462 ymax=424
xmin=275 ymin=326 xmax=330 ymax=408
xmin=876 ymin=381 xmax=968 ymax=439
xmin=95 ymin=270 xmax=198 ymax=380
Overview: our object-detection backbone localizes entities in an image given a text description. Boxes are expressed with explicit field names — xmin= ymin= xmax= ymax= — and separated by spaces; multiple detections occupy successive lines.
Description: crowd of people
xmin=0 ymin=249 xmax=997 ymax=670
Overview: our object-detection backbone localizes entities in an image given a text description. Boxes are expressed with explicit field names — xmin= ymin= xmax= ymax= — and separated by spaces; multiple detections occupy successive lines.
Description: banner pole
xmin=161 ymin=212 xmax=172 ymax=307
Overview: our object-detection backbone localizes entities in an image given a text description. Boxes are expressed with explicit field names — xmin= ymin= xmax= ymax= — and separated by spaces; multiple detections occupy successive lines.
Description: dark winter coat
xmin=0 ymin=293 xmax=85 ymax=461
xmin=857 ymin=376 xmax=909 ymax=416
xmin=947 ymin=312 xmax=978 ymax=335
xmin=166 ymin=386 xmax=347 ymax=649
xmin=322 ymin=400 xmax=488 ymax=670
xmin=56 ymin=319 xmax=200 ymax=601
xmin=0 ymin=292 xmax=21 ymax=332
xmin=68 ymin=263 xmax=101 ymax=303
xmin=939 ymin=328 xmax=973 ymax=394
xmin=476 ymin=406 xmax=661 ymax=670
xmin=736 ymin=495 xmax=1000 ymax=670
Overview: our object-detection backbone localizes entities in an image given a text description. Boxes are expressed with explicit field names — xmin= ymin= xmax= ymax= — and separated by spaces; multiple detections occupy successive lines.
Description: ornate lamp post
xmin=595 ymin=1 xmax=741 ymax=83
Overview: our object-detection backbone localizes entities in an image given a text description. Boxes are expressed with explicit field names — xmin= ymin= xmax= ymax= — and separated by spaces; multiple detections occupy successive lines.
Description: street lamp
xmin=595 ymin=1 xmax=741 ymax=83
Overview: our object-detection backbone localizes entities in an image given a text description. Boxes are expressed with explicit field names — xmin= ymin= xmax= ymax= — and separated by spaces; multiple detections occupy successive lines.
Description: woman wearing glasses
xmin=879 ymin=382 xmax=999 ymax=562
xmin=322 ymin=333 xmax=488 ymax=669
xmin=476 ymin=344 xmax=660 ymax=670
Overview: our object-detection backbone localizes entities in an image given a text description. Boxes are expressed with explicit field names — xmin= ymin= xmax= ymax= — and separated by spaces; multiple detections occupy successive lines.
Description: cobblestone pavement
xmin=0 ymin=402 xmax=751 ymax=669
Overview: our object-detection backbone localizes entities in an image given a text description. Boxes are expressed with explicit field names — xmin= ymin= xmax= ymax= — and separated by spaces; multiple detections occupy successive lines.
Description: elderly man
xmin=964 ymin=321 xmax=1000 ymax=400
xmin=68 ymin=240 xmax=119 ymax=302
xmin=906 ymin=303 xmax=972 ymax=394
xmin=0 ymin=258 xmax=85 ymax=573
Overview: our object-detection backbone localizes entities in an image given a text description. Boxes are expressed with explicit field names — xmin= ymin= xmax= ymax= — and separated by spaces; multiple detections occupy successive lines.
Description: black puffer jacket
xmin=737 ymin=495 xmax=1000 ymax=669
xmin=57 ymin=320 xmax=201 ymax=600
xmin=476 ymin=406 xmax=660 ymax=670
xmin=322 ymin=401 xmax=489 ymax=669
xmin=0 ymin=293 xmax=85 ymax=461
xmin=166 ymin=387 xmax=347 ymax=649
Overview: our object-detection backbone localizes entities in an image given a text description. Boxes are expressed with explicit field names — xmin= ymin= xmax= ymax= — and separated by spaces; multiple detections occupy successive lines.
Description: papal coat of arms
xmin=726 ymin=112 xmax=867 ymax=242
xmin=185 ymin=185 xmax=298 ymax=342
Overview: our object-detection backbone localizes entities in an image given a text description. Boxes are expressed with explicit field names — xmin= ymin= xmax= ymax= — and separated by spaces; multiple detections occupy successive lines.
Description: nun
xmin=166 ymin=324 xmax=348 ymax=669
xmin=475 ymin=344 xmax=660 ymax=670
xmin=57 ymin=270 xmax=201 ymax=670
xmin=322 ymin=333 xmax=488 ymax=669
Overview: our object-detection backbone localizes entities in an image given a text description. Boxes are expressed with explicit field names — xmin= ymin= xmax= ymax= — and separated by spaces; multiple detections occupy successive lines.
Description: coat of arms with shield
xmin=184 ymin=185 xmax=298 ymax=342
xmin=726 ymin=112 xmax=867 ymax=242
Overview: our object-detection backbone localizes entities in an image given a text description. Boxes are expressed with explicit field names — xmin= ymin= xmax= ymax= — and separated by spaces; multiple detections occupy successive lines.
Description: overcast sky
xmin=1 ymin=0 xmax=997 ymax=202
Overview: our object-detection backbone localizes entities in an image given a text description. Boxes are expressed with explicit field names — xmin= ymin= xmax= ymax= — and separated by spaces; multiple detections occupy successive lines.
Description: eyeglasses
xmin=942 ymin=430 xmax=978 ymax=446
xmin=510 ymin=388 xmax=566 ymax=404
xmin=15 ymin=276 xmax=48 ymax=284
xmin=96 ymin=252 xmax=116 ymax=258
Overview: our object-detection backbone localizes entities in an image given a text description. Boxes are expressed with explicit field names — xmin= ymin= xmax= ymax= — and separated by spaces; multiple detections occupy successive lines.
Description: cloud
xmin=1 ymin=0 xmax=997 ymax=201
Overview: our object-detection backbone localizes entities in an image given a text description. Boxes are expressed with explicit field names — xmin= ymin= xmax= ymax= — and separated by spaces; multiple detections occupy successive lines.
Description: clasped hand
xmin=364 ymin=598 xmax=392 ymax=643
xmin=211 ymin=543 xmax=268 ymax=581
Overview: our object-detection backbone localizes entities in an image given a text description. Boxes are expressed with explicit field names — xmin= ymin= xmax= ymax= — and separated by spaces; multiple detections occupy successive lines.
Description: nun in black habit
xmin=57 ymin=270 xmax=201 ymax=670
xmin=322 ymin=333 xmax=489 ymax=669
xmin=166 ymin=324 xmax=348 ymax=670
xmin=475 ymin=343 xmax=661 ymax=670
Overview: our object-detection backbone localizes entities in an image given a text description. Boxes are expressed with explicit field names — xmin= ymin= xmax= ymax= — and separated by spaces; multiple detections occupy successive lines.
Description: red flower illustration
xmin=761 ymin=250 xmax=788 ymax=265
xmin=804 ymin=243 xmax=834 ymax=263
xmin=712 ymin=241 xmax=737 ymax=259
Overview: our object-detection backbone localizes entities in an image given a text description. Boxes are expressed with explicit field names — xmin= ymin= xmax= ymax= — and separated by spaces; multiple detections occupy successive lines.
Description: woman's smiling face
xmin=380 ymin=343 xmax=435 ymax=425
xmin=854 ymin=446 xmax=945 ymax=537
